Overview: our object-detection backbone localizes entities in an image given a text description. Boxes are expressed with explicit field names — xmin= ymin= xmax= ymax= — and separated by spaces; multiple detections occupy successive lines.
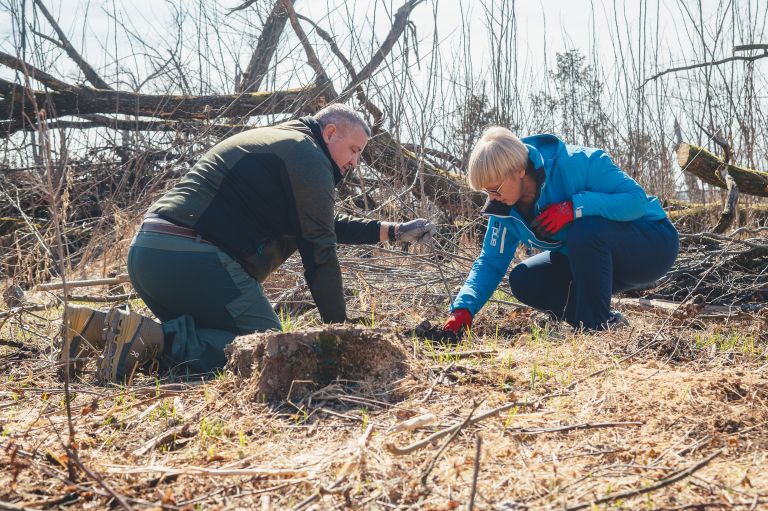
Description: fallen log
xmin=676 ymin=142 xmax=768 ymax=197
xmin=0 ymin=79 xmax=329 ymax=134
xmin=364 ymin=129 xmax=484 ymax=216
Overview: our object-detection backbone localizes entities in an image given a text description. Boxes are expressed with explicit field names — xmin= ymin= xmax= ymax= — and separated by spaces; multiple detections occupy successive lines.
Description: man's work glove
xmin=394 ymin=218 xmax=437 ymax=244
xmin=531 ymin=201 xmax=574 ymax=238
xmin=443 ymin=308 xmax=472 ymax=333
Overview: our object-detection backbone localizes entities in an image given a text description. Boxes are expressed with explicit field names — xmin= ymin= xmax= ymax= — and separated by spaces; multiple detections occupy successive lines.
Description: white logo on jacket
xmin=489 ymin=220 xmax=507 ymax=254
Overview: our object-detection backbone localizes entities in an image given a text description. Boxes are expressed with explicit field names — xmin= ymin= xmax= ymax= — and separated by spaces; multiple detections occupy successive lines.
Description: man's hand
xmin=443 ymin=308 xmax=472 ymax=333
xmin=395 ymin=218 xmax=436 ymax=244
xmin=531 ymin=201 xmax=574 ymax=238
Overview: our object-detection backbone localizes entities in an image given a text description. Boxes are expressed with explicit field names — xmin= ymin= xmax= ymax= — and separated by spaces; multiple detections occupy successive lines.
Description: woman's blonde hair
xmin=467 ymin=126 xmax=528 ymax=191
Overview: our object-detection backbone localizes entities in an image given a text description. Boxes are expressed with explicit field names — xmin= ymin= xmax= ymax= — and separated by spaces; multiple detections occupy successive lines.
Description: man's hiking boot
xmin=97 ymin=307 xmax=164 ymax=384
xmin=57 ymin=304 xmax=107 ymax=380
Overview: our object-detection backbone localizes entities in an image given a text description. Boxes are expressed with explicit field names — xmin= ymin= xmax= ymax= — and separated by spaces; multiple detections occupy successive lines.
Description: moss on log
xmin=224 ymin=325 xmax=410 ymax=402
xmin=677 ymin=143 xmax=768 ymax=198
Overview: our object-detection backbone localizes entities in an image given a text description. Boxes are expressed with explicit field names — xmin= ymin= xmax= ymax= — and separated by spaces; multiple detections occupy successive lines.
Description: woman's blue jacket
xmin=451 ymin=133 xmax=668 ymax=316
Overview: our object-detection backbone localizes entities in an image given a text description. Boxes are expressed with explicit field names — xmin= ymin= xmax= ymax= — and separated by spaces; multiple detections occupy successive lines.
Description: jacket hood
xmin=522 ymin=133 xmax=566 ymax=164
xmin=288 ymin=116 xmax=344 ymax=185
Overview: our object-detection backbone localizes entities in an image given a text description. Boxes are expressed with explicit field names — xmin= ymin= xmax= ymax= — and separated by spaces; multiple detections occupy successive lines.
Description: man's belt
xmin=139 ymin=218 xmax=211 ymax=244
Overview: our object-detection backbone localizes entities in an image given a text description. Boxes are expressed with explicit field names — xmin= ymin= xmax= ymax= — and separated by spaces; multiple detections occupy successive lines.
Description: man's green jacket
xmin=148 ymin=117 xmax=379 ymax=323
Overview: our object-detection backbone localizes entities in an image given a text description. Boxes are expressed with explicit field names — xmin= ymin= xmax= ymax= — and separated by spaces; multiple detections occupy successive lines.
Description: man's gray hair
xmin=314 ymin=104 xmax=371 ymax=136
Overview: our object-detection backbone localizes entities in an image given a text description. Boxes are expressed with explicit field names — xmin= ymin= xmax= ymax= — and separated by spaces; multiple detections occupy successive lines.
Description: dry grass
xmin=1 ymin=248 xmax=767 ymax=510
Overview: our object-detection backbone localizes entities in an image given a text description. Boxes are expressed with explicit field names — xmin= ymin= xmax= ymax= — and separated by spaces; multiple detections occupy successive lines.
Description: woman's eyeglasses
xmin=483 ymin=179 xmax=506 ymax=197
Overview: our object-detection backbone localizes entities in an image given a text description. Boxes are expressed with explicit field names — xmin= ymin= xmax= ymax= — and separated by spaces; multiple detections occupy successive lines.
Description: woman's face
xmin=481 ymin=166 xmax=526 ymax=205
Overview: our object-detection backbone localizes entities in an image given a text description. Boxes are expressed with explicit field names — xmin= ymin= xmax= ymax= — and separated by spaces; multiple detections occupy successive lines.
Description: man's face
xmin=322 ymin=123 xmax=369 ymax=175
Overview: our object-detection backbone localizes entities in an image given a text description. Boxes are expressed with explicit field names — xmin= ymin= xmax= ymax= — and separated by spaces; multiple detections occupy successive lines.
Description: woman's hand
xmin=531 ymin=201 xmax=574 ymax=238
xmin=443 ymin=308 xmax=472 ymax=333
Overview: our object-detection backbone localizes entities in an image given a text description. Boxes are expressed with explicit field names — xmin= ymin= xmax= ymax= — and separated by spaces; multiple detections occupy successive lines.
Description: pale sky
xmin=1 ymin=0 xmax=743 ymax=89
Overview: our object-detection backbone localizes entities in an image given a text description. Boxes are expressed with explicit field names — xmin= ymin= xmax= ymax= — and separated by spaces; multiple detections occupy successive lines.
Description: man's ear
xmin=322 ymin=123 xmax=337 ymax=143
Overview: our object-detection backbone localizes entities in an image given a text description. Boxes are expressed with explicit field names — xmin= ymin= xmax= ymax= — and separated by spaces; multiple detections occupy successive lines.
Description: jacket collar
xmin=299 ymin=116 xmax=344 ymax=185
xmin=521 ymin=133 xmax=566 ymax=181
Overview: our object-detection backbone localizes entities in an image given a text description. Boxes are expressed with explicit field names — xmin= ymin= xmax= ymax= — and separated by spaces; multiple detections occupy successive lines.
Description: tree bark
xmin=712 ymin=173 xmax=739 ymax=233
xmin=676 ymin=142 xmax=768 ymax=198
xmin=363 ymin=129 xmax=484 ymax=216
xmin=0 ymin=79 xmax=331 ymax=134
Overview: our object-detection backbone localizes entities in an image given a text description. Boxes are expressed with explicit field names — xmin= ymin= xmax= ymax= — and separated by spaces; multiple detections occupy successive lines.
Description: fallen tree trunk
xmin=364 ymin=129 xmax=484 ymax=217
xmin=676 ymin=142 xmax=768 ymax=197
xmin=0 ymin=79 xmax=329 ymax=134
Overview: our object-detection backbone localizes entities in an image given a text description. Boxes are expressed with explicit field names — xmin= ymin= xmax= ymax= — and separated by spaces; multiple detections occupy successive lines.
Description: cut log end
xmin=676 ymin=142 xmax=691 ymax=168
xmin=676 ymin=142 xmax=768 ymax=198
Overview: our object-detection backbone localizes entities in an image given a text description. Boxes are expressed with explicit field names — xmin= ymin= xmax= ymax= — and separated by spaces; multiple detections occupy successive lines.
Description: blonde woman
xmin=443 ymin=127 xmax=678 ymax=334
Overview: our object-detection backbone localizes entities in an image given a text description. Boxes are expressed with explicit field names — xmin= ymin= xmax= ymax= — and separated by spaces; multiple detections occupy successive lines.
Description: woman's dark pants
xmin=508 ymin=217 xmax=679 ymax=330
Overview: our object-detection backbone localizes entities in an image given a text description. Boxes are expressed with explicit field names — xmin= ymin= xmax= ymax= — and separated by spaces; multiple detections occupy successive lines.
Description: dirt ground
xmin=1 ymin=281 xmax=767 ymax=511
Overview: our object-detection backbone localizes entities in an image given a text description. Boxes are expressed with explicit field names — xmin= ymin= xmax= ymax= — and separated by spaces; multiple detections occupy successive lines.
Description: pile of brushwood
xmin=626 ymin=227 xmax=768 ymax=311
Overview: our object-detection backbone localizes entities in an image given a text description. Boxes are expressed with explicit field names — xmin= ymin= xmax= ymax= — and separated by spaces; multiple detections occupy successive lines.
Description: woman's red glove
xmin=443 ymin=308 xmax=472 ymax=333
xmin=531 ymin=201 xmax=574 ymax=238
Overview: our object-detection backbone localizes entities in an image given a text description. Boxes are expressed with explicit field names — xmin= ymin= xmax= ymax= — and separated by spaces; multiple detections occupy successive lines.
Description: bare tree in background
xmin=1 ymin=0 xmax=767 ymax=285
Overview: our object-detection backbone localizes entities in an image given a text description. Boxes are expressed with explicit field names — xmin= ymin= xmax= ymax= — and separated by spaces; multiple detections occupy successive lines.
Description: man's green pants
xmin=127 ymin=231 xmax=282 ymax=375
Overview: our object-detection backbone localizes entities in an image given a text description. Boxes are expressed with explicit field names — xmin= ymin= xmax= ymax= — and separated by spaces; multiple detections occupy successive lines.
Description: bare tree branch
xmin=295 ymin=13 xmax=383 ymax=126
xmin=642 ymin=53 xmax=768 ymax=86
xmin=227 ymin=0 xmax=259 ymax=14
xmin=280 ymin=0 xmax=335 ymax=99
xmin=733 ymin=44 xmax=768 ymax=52
xmin=238 ymin=0 xmax=295 ymax=93
xmin=0 ymin=51 xmax=74 ymax=91
xmin=32 ymin=0 xmax=113 ymax=90
xmin=340 ymin=0 xmax=426 ymax=96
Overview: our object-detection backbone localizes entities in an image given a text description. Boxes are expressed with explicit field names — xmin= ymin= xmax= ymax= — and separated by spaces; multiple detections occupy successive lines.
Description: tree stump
xmin=224 ymin=326 xmax=410 ymax=402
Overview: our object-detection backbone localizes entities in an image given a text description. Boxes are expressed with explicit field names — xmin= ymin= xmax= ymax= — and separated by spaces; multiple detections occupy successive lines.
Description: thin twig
xmin=445 ymin=349 xmax=498 ymax=358
xmin=386 ymin=399 xmax=535 ymax=455
xmin=421 ymin=400 xmax=483 ymax=488
xmin=564 ymin=450 xmax=722 ymax=511
xmin=108 ymin=465 xmax=309 ymax=478
xmin=507 ymin=421 xmax=643 ymax=436
xmin=292 ymin=424 xmax=373 ymax=510
xmin=642 ymin=53 xmax=768 ymax=86
xmin=468 ymin=434 xmax=482 ymax=511
xmin=419 ymin=362 xmax=454 ymax=403
xmin=66 ymin=447 xmax=134 ymax=511
xmin=34 ymin=274 xmax=130 ymax=291
xmin=0 ymin=500 xmax=41 ymax=511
